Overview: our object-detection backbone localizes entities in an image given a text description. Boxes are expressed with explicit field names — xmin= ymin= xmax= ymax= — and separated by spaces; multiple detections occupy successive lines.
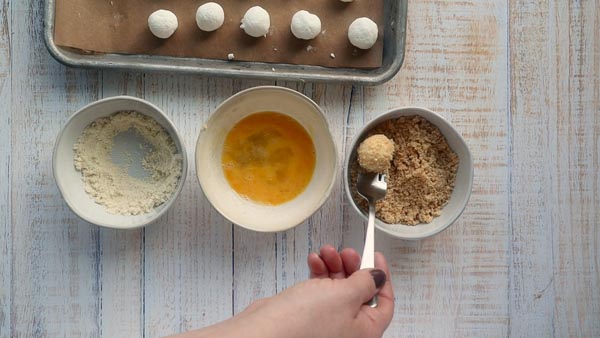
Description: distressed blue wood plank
xmin=363 ymin=1 xmax=510 ymax=336
xmin=510 ymin=1 xmax=600 ymax=336
xmin=275 ymin=83 xmax=358 ymax=294
xmin=0 ymin=0 xmax=12 ymax=336
xmin=96 ymin=71 xmax=145 ymax=338
xmin=9 ymin=0 xmax=101 ymax=336
xmin=142 ymin=75 xmax=234 ymax=338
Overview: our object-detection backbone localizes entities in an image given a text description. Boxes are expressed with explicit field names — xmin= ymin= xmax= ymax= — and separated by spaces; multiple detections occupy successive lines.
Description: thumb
xmin=345 ymin=268 xmax=386 ymax=305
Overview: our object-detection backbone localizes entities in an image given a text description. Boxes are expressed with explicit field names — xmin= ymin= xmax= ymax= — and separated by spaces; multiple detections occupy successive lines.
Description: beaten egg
xmin=221 ymin=112 xmax=316 ymax=205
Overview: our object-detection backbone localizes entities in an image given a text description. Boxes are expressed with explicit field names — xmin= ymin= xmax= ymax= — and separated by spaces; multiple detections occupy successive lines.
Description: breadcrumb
xmin=351 ymin=116 xmax=458 ymax=225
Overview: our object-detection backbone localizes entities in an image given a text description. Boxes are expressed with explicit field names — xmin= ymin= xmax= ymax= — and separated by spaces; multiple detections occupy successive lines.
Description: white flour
xmin=73 ymin=111 xmax=183 ymax=216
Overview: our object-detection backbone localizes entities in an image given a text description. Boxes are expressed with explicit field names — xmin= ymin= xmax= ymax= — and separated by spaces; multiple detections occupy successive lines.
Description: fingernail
xmin=370 ymin=269 xmax=386 ymax=289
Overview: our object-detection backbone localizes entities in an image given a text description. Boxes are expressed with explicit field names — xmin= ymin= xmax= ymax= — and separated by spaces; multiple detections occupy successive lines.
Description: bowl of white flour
xmin=53 ymin=96 xmax=187 ymax=229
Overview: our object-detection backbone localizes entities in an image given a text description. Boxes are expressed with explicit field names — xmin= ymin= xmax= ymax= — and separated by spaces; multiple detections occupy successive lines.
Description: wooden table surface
xmin=1 ymin=1 xmax=598 ymax=337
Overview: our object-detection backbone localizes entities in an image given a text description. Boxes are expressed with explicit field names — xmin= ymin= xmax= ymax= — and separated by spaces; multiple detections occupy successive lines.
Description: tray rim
xmin=44 ymin=0 xmax=407 ymax=85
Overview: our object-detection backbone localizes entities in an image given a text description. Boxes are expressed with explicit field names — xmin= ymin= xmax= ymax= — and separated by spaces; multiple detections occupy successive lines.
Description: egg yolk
xmin=221 ymin=112 xmax=316 ymax=205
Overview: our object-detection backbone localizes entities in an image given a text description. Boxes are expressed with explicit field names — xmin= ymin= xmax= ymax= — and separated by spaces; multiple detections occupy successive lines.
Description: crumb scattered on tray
xmin=351 ymin=116 xmax=459 ymax=225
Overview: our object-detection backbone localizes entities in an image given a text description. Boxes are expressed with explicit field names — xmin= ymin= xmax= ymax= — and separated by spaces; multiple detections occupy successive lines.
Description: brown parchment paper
xmin=54 ymin=0 xmax=384 ymax=68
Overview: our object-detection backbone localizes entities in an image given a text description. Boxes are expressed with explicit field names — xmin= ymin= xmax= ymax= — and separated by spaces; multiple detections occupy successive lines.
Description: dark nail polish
xmin=370 ymin=269 xmax=386 ymax=289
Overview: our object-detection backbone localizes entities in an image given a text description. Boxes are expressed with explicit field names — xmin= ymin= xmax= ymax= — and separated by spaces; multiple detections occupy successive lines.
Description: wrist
xmin=234 ymin=299 xmax=306 ymax=338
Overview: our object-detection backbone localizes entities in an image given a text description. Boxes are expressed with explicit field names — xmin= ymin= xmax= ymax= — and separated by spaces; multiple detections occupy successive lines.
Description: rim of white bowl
xmin=53 ymin=95 xmax=188 ymax=229
xmin=195 ymin=86 xmax=338 ymax=232
xmin=344 ymin=107 xmax=474 ymax=240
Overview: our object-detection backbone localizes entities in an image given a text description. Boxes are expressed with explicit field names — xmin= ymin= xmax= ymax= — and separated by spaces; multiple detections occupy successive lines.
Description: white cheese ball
xmin=240 ymin=6 xmax=270 ymax=37
xmin=196 ymin=2 xmax=225 ymax=32
xmin=291 ymin=10 xmax=321 ymax=40
xmin=148 ymin=9 xmax=178 ymax=39
xmin=348 ymin=17 xmax=378 ymax=49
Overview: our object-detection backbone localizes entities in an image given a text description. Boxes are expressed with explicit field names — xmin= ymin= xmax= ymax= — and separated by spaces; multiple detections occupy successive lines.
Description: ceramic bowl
xmin=344 ymin=107 xmax=473 ymax=240
xmin=53 ymin=96 xmax=188 ymax=229
xmin=195 ymin=86 xmax=338 ymax=232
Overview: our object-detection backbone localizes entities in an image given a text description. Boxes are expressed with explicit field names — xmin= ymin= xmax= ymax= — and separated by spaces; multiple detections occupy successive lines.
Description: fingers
xmin=319 ymin=245 xmax=346 ymax=279
xmin=307 ymin=245 xmax=362 ymax=279
xmin=307 ymin=253 xmax=328 ymax=279
xmin=371 ymin=252 xmax=394 ymax=323
xmin=340 ymin=248 xmax=361 ymax=276
xmin=345 ymin=268 xmax=381 ymax=306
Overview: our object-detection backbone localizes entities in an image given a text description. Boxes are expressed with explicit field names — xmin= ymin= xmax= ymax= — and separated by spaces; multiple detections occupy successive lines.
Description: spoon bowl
xmin=356 ymin=173 xmax=387 ymax=203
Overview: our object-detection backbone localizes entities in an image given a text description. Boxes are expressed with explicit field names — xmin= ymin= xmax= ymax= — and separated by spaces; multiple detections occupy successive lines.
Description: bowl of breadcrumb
xmin=53 ymin=96 xmax=187 ymax=229
xmin=344 ymin=107 xmax=473 ymax=240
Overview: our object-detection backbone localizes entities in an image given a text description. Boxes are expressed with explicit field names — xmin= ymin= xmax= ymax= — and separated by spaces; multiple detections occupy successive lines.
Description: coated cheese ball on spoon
xmin=357 ymin=134 xmax=395 ymax=173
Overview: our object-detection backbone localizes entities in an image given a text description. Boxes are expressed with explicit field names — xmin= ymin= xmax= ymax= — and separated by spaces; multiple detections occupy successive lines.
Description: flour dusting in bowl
xmin=73 ymin=111 xmax=183 ymax=216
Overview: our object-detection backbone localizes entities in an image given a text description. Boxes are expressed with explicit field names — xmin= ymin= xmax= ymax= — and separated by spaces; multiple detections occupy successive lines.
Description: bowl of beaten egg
xmin=195 ymin=86 xmax=338 ymax=232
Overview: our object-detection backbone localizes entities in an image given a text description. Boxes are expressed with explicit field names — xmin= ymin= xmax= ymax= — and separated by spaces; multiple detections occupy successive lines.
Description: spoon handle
xmin=360 ymin=201 xmax=376 ymax=270
xmin=360 ymin=201 xmax=378 ymax=307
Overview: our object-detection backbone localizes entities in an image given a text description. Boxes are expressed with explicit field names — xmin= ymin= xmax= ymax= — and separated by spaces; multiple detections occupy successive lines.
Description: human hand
xmin=171 ymin=245 xmax=394 ymax=338
xmin=240 ymin=245 xmax=394 ymax=338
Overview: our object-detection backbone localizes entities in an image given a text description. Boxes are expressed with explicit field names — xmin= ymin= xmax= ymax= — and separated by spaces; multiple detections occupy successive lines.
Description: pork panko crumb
xmin=351 ymin=116 xmax=459 ymax=225
xmin=357 ymin=134 xmax=395 ymax=173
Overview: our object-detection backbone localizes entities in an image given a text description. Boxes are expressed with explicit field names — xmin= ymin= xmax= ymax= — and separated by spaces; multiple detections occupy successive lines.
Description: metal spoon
xmin=356 ymin=172 xmax=387 ymax=308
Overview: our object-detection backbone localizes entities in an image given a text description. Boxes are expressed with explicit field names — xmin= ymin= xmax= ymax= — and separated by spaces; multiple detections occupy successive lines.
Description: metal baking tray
xmin=44 ymin=0 xmax=406 ymax=85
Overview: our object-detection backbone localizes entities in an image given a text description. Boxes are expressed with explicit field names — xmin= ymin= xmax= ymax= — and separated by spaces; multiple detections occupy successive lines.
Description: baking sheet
xmin=44 ymin=0 xmax=407 ymax=84
xmin=54 ymin=0 xmax=384 ymax=68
